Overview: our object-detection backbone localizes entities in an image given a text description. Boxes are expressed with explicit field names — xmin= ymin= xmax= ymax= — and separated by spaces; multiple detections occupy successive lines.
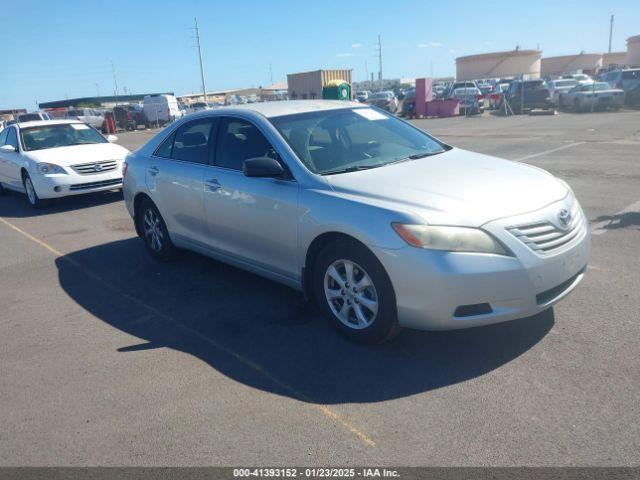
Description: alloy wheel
xmin=324 ymin=259 xmax=379 ymax=330
xmin=143 ymin=209 xmax=164 ymax=252
xmin=25 ymin=177 xmax=37 ymax=205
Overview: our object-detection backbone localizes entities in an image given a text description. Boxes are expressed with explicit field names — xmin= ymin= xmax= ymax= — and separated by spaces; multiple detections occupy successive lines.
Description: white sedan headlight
xmin=392 ymin=223 xmax=510 ymax=255
xmin=36 ymin=163 xmax=66 ymax=175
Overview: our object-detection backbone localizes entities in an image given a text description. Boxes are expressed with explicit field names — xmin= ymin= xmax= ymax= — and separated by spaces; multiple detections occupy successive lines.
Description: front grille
xmin=507 ymin=202 xmax=584 ymax=255
xmin=72 ymin=160 xmax=118 ymax=175
xmin=69 ymin=178 xmax=122 ymax=191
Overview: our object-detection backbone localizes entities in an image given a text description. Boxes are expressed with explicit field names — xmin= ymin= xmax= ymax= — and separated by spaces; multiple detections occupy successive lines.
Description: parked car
xmin=0 ymin=120 xmax=128 ymax=207
xmin=488 ymin=83 xmax=509 ymax=109
xmin=546 ymin=79 xmax=579 ymax=105
xmin=400 ymin=87 xmax=416 ymax=117
xmin=14 ymin=112 xmax=53 ymax=123
xmin=503 ymin=80 xmax=552 ymax=113
xmin=601 ymin=68 xmax=640 ymax=104
xmin=625 ymin=83 xmax=640 ymax=107
xmin=113 ymin=105 xmax=146 ymax=131
xmin=367 ymin=91 xmax=398 ymax=113
xmin=65 ymin=108 xmax=104 ymax=129
xmin=558 ymin=82 xmax=625 ymax=111
xmin=355 ymin=91 xmax=370 ymax=103
xmin=562 ymin=73 xmax=593 ymax=86
xmin=446 ymin=81 xmax=478 ymax=98
xmin=122 ymin=101 xmax=588 ymax=343
xmin=451 ymin=87 xmax=484 ymax=115
xmin=143 ymin=94 xmax=182 ymax=126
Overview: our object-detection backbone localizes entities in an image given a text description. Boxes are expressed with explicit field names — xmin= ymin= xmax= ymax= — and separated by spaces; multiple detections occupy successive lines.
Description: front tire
xmin=137 ymin=199 xmax=176 ymax=260
xmin=22 ymin=173 xmax=47 ymax=208
xmin=313 ymin=239 xmax=400 ymax=344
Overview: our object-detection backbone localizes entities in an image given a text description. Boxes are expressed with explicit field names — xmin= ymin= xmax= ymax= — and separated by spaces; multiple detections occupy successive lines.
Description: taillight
xmin=477 ymin=94 xmax=484 ymax=100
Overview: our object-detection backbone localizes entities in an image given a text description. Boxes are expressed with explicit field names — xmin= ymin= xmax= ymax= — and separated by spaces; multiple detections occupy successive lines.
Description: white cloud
xmin=337 ymin=52 xmax=355 ymax=57
xmin=351 ymin=43 xmax=362 ymax=49
xmin=418 ymin=41 xmax=443 ymax=48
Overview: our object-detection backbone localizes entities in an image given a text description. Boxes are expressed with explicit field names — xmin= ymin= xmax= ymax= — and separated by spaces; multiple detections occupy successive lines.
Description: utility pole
xmin=269 ymin=61 xmax=273 ymax=85
xmin=608 ymin=14 xmax=614 ymax=53
xmin=194 ymin=18 xmax=208 ymax=103
xmin=377 ymin=34 xmax=383 ymax=92
xmin=95 ymin=82 xmax=101 ymax=97
xmin=111 ymin=60 xmax=119 ymax=106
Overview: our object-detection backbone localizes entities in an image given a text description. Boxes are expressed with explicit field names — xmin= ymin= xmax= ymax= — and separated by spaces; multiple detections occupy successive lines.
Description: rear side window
xmin=215 ymin=118 xmax=277 ymax=171
xmin=171 ymin=119 xmax=216 ymax=164
xmin=0 ymin=129 xmax=8 ymax=145
xmin=153 ymin=131 xmax=176 ymax=159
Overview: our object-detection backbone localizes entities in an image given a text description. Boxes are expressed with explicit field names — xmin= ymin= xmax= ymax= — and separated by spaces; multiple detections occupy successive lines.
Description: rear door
xmin=0 ymin=128 xmax=10 ymax=183
xmin=145 ymin=117 xmax=218 ymax=246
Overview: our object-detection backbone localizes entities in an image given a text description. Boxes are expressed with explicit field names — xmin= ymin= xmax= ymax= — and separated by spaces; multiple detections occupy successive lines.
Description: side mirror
xmin=243 ymin=157 xmax=285 ymax=178
xmin=0 ymin=144 xmax=16 ymax=153
xmin=107 ymin=135 xmax=118 ymax=143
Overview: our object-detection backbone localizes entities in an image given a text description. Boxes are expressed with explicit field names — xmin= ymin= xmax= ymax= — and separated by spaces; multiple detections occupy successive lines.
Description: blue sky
xmin=2 ymin=0 xmax=639 ymax=109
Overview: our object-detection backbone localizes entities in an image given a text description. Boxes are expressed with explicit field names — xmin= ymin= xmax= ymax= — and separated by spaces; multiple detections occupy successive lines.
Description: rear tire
xmin=313 ymin=239 xmax=400 ymax=344
xmin=137 ymin=198 xmax=176 ymax=260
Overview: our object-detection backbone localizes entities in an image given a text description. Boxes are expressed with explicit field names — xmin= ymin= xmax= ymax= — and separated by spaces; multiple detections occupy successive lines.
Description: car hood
xmin=325 ymin=148 xmax=568 ymax=227
xmin=24 ymin=143 xmax=129 ymax=166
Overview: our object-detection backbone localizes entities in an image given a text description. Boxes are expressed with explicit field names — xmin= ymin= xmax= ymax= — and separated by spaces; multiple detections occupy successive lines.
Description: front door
xmin=202 ymin=116 xmax=299 ymax=281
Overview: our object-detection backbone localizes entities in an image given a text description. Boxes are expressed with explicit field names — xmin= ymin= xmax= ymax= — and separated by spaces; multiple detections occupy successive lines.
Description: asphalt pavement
xmin=1 ymin=110 xmax=638 ymax=466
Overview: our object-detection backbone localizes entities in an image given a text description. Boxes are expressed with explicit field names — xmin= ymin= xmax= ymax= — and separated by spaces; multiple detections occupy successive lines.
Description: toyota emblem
xmin=93 ymin=164 xmax=103 ymax=172
xmin=557 ymin=208 xmax=571 ymax=229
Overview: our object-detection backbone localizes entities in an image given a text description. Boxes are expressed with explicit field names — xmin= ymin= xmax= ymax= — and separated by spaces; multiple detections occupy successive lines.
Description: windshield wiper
xmin=321 ymin=164 xmax=383 ymax=175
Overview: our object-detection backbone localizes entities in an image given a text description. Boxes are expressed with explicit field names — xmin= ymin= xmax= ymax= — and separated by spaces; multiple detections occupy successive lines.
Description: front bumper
xmin=30 ymin=170 xmax=123 ymax=199
xmin=373 ymin=199 xmax=590 ymax=331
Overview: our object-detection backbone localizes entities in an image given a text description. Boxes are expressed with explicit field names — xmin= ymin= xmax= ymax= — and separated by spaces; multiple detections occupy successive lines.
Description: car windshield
xmin=18 ymin=114 xmax=43 ymax=122
xmin=453 ymin=88 xmax=478 ymax=96
xmin=589 ymin=83 xmax=613 ymax=91
xmin=20 ymin=123 xmax=107 ymax=151
xmin=270 ymin=107 xmax=448 ymax=175
xmin=371 ymin=92 xmax=392 ymax=99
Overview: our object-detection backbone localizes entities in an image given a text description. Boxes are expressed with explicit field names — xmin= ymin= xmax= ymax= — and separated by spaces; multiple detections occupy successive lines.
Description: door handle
xmin=205 ymin=177 xmax=221 ymax=191
xmin=148 ymin=166 xmax=159 ymax=176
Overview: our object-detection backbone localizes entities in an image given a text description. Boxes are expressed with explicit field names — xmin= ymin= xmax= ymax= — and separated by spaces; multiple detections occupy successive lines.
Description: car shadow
xmin=55 ymin=238 xmax=554 ymax=405
xmin=593 ymin=211 xmax=640 ymax=231
xmin=0 ymin=189 xmax=122 ymax=218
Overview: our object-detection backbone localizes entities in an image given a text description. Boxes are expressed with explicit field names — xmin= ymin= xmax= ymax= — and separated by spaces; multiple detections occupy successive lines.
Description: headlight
xmin=392 ymin=223 xmax=510 ymax=255
xmin=36 ymin=163 xmax=66 ymax=175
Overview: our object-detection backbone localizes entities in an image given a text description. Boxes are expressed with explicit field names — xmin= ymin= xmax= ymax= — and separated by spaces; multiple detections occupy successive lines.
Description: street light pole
xmin=194 ymin=17 xmax=208 ymax=104
xmin=377 ymin=34 xmax=383 ymax=92
xmin=608 ymin=14 xmax=614 ymax=53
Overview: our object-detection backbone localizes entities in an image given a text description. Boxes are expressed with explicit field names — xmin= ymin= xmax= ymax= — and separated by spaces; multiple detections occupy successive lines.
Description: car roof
xmin=195 ymin=100 xmax=364 ymax=118
xmin=15 ymin=119 xmax=83 ymax=128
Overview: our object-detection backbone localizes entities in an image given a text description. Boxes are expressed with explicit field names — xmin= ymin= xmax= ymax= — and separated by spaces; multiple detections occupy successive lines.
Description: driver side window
xmin=215 ymin=117 xmax=277 ymax=171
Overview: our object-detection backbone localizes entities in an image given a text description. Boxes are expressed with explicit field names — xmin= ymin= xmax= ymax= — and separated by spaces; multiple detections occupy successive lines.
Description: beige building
xmin=455 ymin=49 xmax=541 ymax=80
xmin=541 ymin=53 xmax=603 ymax=76
xmin=627 ymin=35 xmax=640 ymax=67
xmin=602 ymin=51 xmax=627 ymax=67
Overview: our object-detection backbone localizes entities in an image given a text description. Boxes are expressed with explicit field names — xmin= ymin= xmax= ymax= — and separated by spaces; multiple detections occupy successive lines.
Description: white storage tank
xmin=541 ymin=53 xmax=603 ymax=76
xmin=627 ymin=35 xmax=640 ymax=67
xmin=455 ymin=49 xmax=541 ymax=81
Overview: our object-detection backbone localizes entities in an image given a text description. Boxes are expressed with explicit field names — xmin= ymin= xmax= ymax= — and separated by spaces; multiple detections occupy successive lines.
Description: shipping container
xmin=287 ymin=69 xmax=353 ymax=100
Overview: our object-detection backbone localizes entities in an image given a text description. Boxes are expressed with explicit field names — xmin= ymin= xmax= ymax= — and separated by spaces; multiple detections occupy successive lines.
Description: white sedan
xmin=0 ymin=120 xmax=129 ymax=207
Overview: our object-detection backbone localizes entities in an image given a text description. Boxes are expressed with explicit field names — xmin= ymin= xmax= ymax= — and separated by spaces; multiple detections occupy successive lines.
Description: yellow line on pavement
xmin=0 ymin=216 xmax=376 ymax=448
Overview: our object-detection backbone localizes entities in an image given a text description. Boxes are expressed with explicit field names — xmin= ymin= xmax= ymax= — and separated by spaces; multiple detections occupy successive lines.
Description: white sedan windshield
xmin=20 ymin=124 xmax=107 ymax=151
xmin=270 ymin=107 xmax=447 ymax=174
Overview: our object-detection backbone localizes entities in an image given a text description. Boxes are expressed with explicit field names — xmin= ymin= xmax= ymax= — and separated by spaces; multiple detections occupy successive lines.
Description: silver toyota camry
xmin=123 ymin=101 xmax=589 ymax=343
